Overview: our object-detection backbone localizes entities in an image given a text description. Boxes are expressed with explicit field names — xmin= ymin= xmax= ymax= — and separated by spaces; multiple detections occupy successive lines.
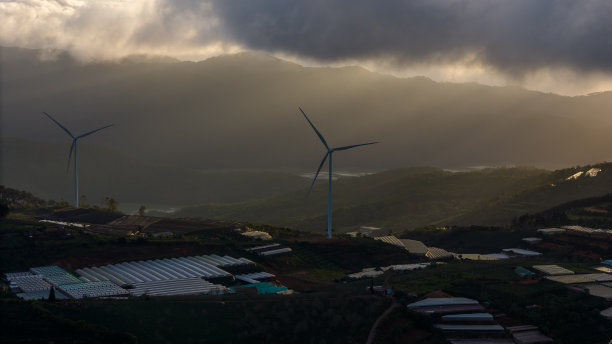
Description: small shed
xmin=600 ymin=306 xmax=612 ymax=319
xmin=515 ymin=266 xmax=535 ymax=278
xmin=536 ymin=228 xmax=566 ymax=235
xmin=502 ymin=248 xmax=542 ymax=256
xmin=522 ymin=237 xmax=542 ymax=245
xmin=602 ymin=260 xmax=612 ymax=267
xmin=482 ymin=253 xmax=510 ymax=260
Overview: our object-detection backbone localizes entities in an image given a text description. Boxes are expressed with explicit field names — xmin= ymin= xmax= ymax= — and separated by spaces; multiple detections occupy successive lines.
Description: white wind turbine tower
xmin=43 ymin=112 xmax=113 ymax=208
xmin=299 ymin=107 xmax=377 ymax=238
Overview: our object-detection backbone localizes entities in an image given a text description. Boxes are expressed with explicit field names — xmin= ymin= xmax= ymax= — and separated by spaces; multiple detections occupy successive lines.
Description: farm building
xmin=241 ymin=231 xmax=272 ymax=240
xmin=501 ymin=248 xmax=542 ymax=257
xmin=235 ymin=272 xmax=275 ymax=284
xmin=425 ymin=247 xmax=454 ymax=260
xmin=545 ymin=273 xmax=612 ymax=284
xmin=594 ymin=265 xmax=612 ymax=273
xmin=359 ymin=226 xmax=384 ymax=237
xmin=230 ymin=282 xmax=290 ymax=295
xmin=375 ymin=235 xmax=405 ymax=248
xmin=532 ymin=265 xmax=574 ymax=276
xmin=600 ymin=306 xmax=612 ymax=319
xmin=514 ymin=266 xmax=535 ymax=278
xmin=386 ymin=263 xmax=429 ymax=271
xmin=76 ymin=254 xmax=250 ymax=286
xmin=5 ymin=272 xmax=69 ymax=300
xmin=5 ymin=253 xmax=267 ymax=299
xmin=602 ymin=260 xmax=612 ymax=267
xmin=246 ymin=243 xmax=292 ymax=256
xmin=6 ymin=266 xmax=127 ymax=300
xmin=536 ymin=228 xmax=566 ymax=235
xmin=507 ymin=325 xmax=553 ymax=344
xmin=455 ymin=254 xmax=498 ymax=261
xmin=482 ymin=253 xmax=510 ymax=260
xmin=441 ymin=313 xmax=495 ymax=323
xmin=129 ymin=278 xmax=227 ymax=297
xmin=408 ymin=297 xmax=480 ymax=308
xmin=434 ymin=324 xmax=504 ymax=333
xmin=347 ymin=269 xmax=384 ymax=279
xmin=407 ymin=297 xmax=485 ymax=315
xmin=400 ymin=239 xmax=428 ymax=256
xmin=580 ymin=283 xmax=612 ymax=300
xmin=522 ymin=237 xmax=542 ymax=245
xmin=563 ymin=225 xmax=612 ymax=240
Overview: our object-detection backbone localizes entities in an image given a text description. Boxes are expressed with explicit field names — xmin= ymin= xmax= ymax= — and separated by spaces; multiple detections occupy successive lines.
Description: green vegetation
xmin=11 ymin=294 xmax=389 ymax=344
xmin=448 ymin=279 xmax=612 ymax=344
xmin=398 ymin=225 xmax=536 ymax=253
xmin=3 ymin=187 xmax=612 ymax=343
xmin=0 ymin=299 xmax=136 ymax=343
xmin=513 ymin=193 xmax=612 ymax=229
xmin=377 ymin=259 xmax=612 ymax=344
xmin=172 ymin=163 xmax=612 ymax=232
xmin=373 ymin=307 xmax=445 ymax=344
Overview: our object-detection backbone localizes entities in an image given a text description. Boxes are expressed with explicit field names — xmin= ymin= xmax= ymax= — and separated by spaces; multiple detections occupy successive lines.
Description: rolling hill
xmin=170 ymin=163 xmax=612 ymax=233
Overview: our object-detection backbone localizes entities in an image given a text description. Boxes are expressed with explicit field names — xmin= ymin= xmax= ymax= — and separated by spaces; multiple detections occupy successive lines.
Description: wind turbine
xmin=299 ymin=107 xmax=377 ymax=238
xmin=42 ymin=112 xmax=113 ymax=208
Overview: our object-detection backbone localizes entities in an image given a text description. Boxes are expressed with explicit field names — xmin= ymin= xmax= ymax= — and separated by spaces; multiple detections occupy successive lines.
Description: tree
xmin=48 ymin=287 xmax=56 ymax=302
xmin=138 ymin=205 xmax=146 ymax=216
xmin=79 ymin=194 xmax=88 ymax=207
xmin=104 ymin=197 xmax=119 ymax=212
xmin=0 ymin=203 xmax=9 ymax=218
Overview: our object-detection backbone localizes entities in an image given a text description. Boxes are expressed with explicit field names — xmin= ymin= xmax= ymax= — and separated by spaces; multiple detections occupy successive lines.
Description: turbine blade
xmin=299 ymin=107 xmax=329 ymax=150
xmin=332 ymin=142 xmax=378 ymax=152
xmin=77 ymin=124 xmax=114 ymax=138
xmin=43 ymin=112 xmax=74 ymax=138
xmin=66 ymin=140 xmax=75 ymax=174
xmin=308 ymin=152 xmax=329 ymax=195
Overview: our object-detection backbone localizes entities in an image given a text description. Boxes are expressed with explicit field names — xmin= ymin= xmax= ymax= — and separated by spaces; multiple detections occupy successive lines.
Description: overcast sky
xmin=2 ymin=0 xmax=612 ymax=95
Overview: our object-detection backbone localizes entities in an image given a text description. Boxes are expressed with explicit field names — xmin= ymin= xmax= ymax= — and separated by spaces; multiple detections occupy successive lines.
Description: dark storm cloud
xmin=199 ymin=0 xmax=612 ymax=75
xmin=3 ymin=0 xmax=611 ymax=82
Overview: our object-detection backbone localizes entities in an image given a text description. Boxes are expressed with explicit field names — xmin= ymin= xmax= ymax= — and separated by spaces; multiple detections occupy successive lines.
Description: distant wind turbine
xmin=43 ymin=112 xmax=113 ymax=208
xmin=299 ymin=107 xmax=377 ymax=238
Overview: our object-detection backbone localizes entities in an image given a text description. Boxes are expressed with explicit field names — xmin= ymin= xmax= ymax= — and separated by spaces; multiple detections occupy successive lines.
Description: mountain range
xmin=2 ymin=46 xmax=612 ymax=212
xmin=2 ymin=45 xmax=612 ymax=173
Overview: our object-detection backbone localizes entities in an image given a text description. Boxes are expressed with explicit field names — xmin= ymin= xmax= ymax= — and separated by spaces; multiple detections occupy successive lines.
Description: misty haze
xmin=2 ymin=1 xmax=612 ymax=343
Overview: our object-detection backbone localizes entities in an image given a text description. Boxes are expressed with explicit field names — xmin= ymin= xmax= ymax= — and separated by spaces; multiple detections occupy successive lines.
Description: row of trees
xmin=0 ymin=185 xmax=138 ymax=216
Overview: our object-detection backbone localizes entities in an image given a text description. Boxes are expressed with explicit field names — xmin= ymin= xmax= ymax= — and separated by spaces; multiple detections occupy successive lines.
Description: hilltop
xmin=170 ymin=163 xmax=612 ymax=232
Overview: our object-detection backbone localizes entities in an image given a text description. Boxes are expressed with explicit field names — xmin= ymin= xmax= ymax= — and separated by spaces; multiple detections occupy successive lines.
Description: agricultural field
xmin=3 ymin=210 xmax=612 ymax=343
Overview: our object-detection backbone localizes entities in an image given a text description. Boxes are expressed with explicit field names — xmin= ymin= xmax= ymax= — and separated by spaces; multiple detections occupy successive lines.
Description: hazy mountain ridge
xmin=170 ymin=163 xmax=612 ymax=232
xmin=2 ymin=46 xmax=612 ymax=173
xmin=0 ymin=137 xmax=309 ymax=207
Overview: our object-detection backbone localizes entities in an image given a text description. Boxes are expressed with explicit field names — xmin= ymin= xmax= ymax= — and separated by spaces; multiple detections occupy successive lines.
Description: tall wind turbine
xmin=299 ymin=107 xmax=377 ymax=238
xmin=43 ymin=112 xmax=113 ymax=208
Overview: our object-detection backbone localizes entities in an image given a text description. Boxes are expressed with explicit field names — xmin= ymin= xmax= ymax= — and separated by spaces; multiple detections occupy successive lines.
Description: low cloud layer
xmin=0 ymin=0 xmax=236 ymax=60
xmin=2 ymin=0 xmax=612 ymax=94
xmin=209 ymin=0 xmax=612 ymax=75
